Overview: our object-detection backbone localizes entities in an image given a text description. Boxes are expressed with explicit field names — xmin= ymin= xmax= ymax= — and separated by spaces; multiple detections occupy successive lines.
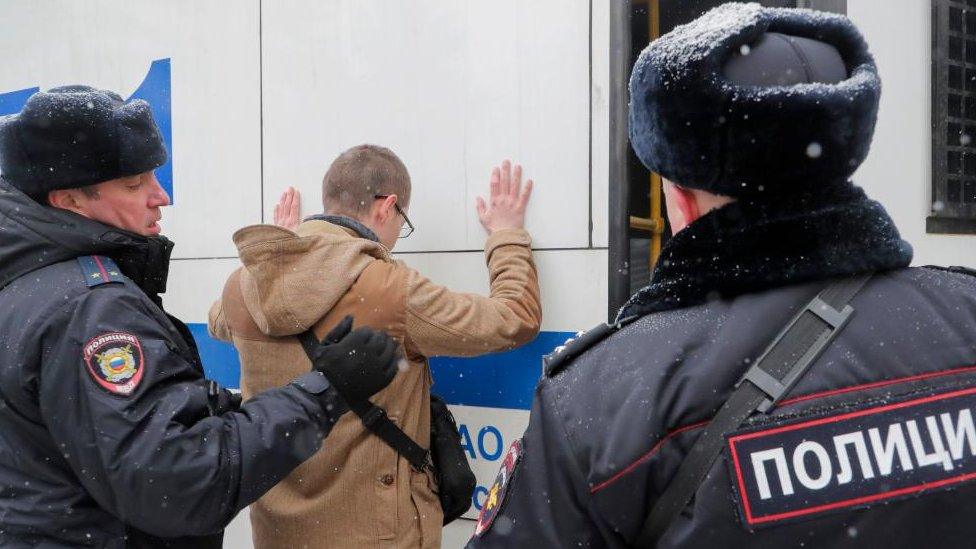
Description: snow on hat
xmin=0 ymin=85 xmax=168 ymax=196
xmin=628 ymin=2 xmax=880 ymax=197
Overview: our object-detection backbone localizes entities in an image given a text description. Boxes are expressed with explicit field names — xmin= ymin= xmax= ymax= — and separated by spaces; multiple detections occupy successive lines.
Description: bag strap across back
xmin=635 ymin=273 xmax=873 ymax=547
xmin=297 ymin=330 xmax=431 ymax=472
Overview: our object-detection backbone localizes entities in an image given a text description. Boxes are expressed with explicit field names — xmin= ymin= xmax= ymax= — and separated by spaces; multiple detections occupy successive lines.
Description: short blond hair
xmin=321 ymin=144 xmax=411 ymax=216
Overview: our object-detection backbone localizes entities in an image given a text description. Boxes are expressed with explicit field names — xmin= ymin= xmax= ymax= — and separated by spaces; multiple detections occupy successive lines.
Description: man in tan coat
xmin=209 ymin=145 xmax=542 ymax=548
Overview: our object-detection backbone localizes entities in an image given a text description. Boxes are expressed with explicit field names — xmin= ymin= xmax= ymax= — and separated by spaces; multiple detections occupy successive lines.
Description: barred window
xmin=930 ymin=0 xmax=976 ymax=234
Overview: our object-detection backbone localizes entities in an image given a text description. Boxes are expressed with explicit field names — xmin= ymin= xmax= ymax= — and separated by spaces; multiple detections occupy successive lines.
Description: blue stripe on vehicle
xmin=187 ymin=323 xmax=573 ymax=411
xmin=186 ymin=324 xmax=244 ymax=389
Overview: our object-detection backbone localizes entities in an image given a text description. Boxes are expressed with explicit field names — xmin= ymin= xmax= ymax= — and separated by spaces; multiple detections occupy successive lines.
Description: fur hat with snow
xmin=0 ymin=85 xmax=167 ymax=197
xmin=628 ymin=2 xmax=880 ymax=197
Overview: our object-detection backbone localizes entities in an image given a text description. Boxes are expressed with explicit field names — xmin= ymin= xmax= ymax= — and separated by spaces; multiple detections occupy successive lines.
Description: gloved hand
xmin=312 ymin=316 xmax=399 ymax=402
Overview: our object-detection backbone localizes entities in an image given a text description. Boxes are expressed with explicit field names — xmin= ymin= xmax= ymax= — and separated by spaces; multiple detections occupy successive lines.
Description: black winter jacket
xmin=0 ymin=179 xmax=346 ymax=547
xmin=469 ymin=184 xmax=976 ymax=548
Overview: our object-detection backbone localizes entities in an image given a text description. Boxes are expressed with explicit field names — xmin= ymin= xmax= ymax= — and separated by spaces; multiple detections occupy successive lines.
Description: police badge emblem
xmin=83 ymin=332 xmax=145 ymax=395
xmin=475 ymin=438 xmax=524 ymax=537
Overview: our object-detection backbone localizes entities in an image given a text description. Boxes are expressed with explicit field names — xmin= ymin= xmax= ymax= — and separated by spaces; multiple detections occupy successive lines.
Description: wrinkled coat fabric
xmin=209 ymin=218 xmax=542 ymax=548
xmin=0 ymin=179 xmax=347 ymax=548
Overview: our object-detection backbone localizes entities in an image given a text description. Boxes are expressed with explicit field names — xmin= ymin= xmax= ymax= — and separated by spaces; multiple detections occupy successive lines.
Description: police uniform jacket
xmin=0 ymin=179 xmax=348 ymax=548
xmin=468 ymin=185 xmax=976 ymax=548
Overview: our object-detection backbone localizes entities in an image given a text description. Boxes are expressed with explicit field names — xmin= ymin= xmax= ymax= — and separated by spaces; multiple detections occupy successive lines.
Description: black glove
xmin=311 ymin=315 xmax=399 ymax=402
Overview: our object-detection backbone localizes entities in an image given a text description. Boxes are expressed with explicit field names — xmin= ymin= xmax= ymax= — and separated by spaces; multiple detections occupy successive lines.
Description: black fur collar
xmin=617 ymin=182 xmax=912 ymax=320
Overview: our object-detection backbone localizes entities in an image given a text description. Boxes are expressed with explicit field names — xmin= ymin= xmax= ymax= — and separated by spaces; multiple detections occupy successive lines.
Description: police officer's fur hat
xmin=0 ymin=85 xmax=167 ymax=196
xmin=629 ymin=3 xmax=880 ymax=197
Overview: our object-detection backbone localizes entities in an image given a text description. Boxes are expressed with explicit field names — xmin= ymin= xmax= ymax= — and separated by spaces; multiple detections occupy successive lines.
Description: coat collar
xmin=617 ymin=182 xmax=913 ymax=321
xmin=304 ymin=214 xmax=381 ymax=243
xmin=0 ymin=176 xmax=173 ymax=304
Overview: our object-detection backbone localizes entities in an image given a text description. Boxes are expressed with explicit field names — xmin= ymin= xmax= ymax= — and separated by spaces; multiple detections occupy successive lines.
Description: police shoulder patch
xmin=726 ymin=386 xmax=976 ymax=529
xmin=83 ymin=332 xmax=145 ymax=396
xmin=475 ymin=438 xmax=524 ymax=537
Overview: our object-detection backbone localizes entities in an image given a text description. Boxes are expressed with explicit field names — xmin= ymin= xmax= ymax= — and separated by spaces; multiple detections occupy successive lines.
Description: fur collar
xmin=617 ymin=182 xmax=912 ymax=321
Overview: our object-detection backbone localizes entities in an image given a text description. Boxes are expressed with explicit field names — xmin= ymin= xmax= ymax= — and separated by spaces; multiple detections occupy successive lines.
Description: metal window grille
xmin=930 ymin=0 xmax=976 ymax=234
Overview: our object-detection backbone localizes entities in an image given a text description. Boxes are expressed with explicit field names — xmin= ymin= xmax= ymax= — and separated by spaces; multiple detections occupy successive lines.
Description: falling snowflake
xmin=806 ymin=142 xmax=823 ymax=159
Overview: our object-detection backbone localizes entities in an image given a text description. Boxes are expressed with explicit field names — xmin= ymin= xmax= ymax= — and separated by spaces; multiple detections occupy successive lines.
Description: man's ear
xmin=670 ymin=183 xmax=701 ymax=225
xmin=374 ymin=194 xmax=397 ymax=225
xmin=47 ymin=189 xmax=85 ymax=214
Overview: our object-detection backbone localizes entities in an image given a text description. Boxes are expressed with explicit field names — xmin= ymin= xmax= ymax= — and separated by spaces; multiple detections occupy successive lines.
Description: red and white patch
xmin=83 ymin=332 xmax=145 ymax=396
xmin=475 ymin=438 xmax=524 ymax=537
xmin=726 ymin=386 xmax=976 ymax=529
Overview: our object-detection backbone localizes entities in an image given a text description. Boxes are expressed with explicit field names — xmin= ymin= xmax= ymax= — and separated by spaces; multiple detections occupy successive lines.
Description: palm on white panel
xmin=273 ymin=186 xmax=302 ymax=232
xmin=476 ymin=160 xmax=534 ymax=235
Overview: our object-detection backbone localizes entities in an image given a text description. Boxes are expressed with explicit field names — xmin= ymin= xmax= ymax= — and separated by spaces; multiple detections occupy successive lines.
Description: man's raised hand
xmin=274 ymin=186 xmax=302 ymax=232
xmin=476 ymin=160 xmax=533 ymax=234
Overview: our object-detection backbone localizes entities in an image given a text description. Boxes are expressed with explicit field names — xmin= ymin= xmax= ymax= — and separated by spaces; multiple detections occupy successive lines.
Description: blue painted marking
xmin=0 ymin=58 xmax=174 ymax=200
xmin=0 ymin=87 xmax=38 ymax=116
xmin=186 ymin=323 xmax=241 ymax=389
xmin=186 ymin=323 xmax=570 ymax=411
xmin=130 ymin=59 xmax=173 ymax=201
xmin=459 ymin=424 xmax=477 ymax=459
xmin=477 ymin=425 xmax=504 ymax=460
xmin=473 ymin=485 xmax=489 ymax=511
xmin=427 ymin=331 xmax=573 ymax=410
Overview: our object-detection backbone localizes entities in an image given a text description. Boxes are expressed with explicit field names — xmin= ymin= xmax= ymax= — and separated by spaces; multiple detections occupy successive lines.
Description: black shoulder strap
xmin=296 ymin=330 xmax=431 ymax=472
xmin=635 ymin=273 xmax=873 ymax=547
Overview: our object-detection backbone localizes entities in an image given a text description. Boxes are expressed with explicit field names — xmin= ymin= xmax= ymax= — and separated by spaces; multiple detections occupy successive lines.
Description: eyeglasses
xmin=374 ymin=194 xmax=414 ymax=238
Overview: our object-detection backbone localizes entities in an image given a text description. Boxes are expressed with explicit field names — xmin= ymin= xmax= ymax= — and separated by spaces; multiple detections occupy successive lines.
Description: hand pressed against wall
xmin=274 ymin=186 xmax=302 ymax=232
xmin=476 ymin=160 xmax=534 ymax=235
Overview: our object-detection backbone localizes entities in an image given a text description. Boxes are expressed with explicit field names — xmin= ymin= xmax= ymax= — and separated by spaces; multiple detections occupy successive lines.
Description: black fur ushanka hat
xmin=628 ymin=2 xmax=880 ymax=197
xmin=0 ymin=85 xmax=167 ymax=196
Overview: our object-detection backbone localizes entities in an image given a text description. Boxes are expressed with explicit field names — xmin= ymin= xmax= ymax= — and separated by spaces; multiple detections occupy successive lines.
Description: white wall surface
xmin=592 ymin=0 xmax=612 ymax=248
xmin=849 ymin=0 xmax=976 ymax=265
xmin=260 ymin=0 xmax=594 ymax=252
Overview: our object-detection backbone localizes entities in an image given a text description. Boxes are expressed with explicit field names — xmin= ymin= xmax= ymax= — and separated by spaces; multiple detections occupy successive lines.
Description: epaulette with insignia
xmin=924 ymin=265 xmax=976 ymax=279
xmin=948 ymin=265 xmax=976 ymax=278
xmin=543 ymin=315 xmax=640 ymax=378
xmin=76 ymin=255 xmax=126 ymax=288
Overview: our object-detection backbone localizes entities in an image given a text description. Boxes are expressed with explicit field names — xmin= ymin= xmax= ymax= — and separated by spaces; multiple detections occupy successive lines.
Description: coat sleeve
xmin=465 ymin=380 xmax=600 ymax=548
xmin=207 ymin=298 xmax=232 ymax=342
xmin=37 ymin=283 xmax=347 ymax=537
xmin=403 ymin=228 xmax=542 ymax=357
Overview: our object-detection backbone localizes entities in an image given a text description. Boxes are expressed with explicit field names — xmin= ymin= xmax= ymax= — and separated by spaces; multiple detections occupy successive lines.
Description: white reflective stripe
xmin=868 ymin=423 xmax=914 ymax=476
xmin=833 ymin=431 xmax=876 ymax=484
xmin=940 ymin=408 xmax=976 ymax=461
xmin=906 ymin=417 xmax=954 ymax=472
xmin=751 ymin=448 xmax=794 ymax=500
xmin=792 ymin=441 xmax=832 ymax=490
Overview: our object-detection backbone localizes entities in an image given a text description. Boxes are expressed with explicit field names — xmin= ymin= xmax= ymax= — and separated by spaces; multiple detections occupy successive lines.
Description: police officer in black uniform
xmin=469 ymin=4 xmax=976 ymax=548
xmin=0 ymin=86 xmax=401 ymax=547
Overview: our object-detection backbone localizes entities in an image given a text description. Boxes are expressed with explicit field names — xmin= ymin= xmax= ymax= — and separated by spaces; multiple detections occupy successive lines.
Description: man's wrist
xmin=485 ymin=227 xmax=532 ymax=256
xmin=291 ymin=371 xmax=350 ymax=418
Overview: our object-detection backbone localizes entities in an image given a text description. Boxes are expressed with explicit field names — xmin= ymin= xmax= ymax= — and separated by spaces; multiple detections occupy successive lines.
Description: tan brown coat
xmin=209 ymin=220 xmax=542 ymax=548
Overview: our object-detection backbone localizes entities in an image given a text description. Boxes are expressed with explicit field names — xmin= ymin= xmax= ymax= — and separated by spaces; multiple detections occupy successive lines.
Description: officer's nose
xmin=147 ymin=173 xmax=171 ymax=207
